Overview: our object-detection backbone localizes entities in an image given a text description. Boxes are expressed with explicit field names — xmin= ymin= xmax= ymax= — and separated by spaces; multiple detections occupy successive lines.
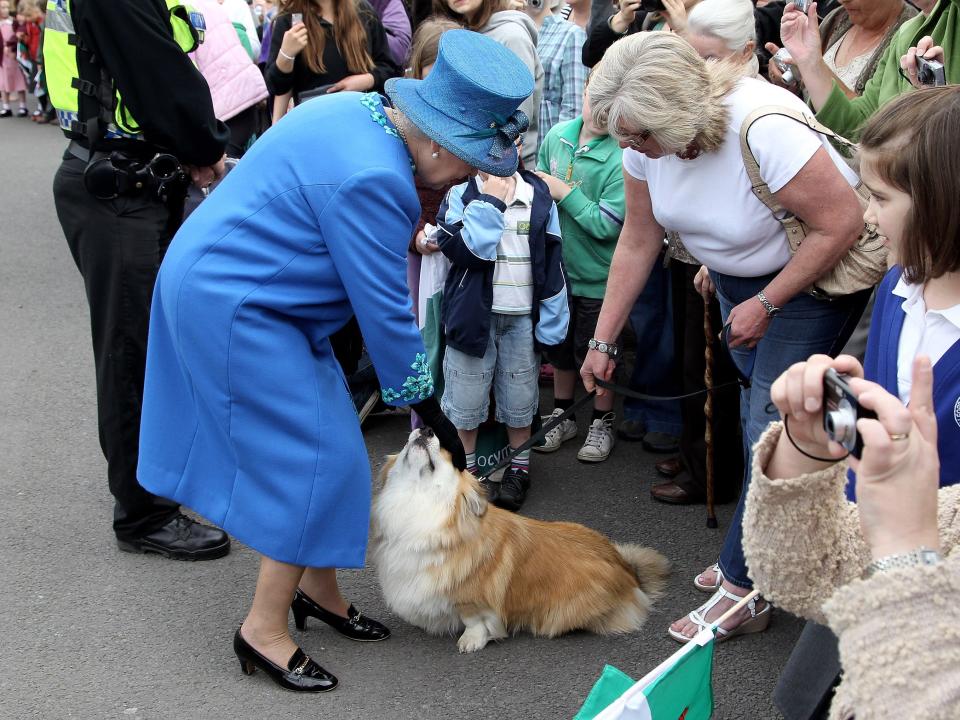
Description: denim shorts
xmin=441 ymin=313 xmax=539 ymax=429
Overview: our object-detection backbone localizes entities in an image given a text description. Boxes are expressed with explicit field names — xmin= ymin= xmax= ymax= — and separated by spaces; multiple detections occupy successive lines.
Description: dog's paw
xmin=457 ymin=626 xmax=490 ymax=653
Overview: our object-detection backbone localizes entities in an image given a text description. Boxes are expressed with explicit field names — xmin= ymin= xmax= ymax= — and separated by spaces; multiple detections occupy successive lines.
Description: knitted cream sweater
xmin=742 ymin=422 xmax=960 ymax=720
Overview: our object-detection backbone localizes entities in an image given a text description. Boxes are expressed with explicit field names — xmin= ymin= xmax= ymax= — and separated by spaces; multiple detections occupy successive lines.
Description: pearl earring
xmin=431 ymin=151 xmax=440 ymax=158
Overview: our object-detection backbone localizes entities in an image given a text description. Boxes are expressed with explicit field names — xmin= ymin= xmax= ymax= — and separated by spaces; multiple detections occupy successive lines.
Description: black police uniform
xmin=52 ymin=0 xmax=229 ymax=550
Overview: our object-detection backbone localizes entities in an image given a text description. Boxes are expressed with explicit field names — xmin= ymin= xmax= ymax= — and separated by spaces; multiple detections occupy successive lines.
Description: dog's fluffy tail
xmin=615 ymin=544 xmax=670 ymax=599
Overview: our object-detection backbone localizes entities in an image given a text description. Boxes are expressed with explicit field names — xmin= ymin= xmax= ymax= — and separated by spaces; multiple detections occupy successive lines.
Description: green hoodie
xmin=817 ymin=0 xmax=960 ymax=139
xmin=536 ymin=117 xmax=625 ymax=299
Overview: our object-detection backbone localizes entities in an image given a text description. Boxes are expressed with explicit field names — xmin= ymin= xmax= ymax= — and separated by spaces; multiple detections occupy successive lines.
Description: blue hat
xmin=385 ymin=29 xmax=534 ymax=177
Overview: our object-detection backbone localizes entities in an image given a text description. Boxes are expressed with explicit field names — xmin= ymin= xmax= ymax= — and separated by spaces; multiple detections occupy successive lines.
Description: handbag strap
xmin=739 ymin=105 xmax=870 ymax=225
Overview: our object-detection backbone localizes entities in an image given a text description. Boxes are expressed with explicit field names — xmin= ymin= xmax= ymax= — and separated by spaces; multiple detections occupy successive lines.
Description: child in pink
xmin=0 ymin=0 xmax=28 ymax=117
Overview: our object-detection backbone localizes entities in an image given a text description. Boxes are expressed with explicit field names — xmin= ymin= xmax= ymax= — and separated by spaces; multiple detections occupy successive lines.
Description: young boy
xmin=436 ymin=168 xmax=569 ymax=512
xmin=533 ymin=81 xmax=625 ymax=462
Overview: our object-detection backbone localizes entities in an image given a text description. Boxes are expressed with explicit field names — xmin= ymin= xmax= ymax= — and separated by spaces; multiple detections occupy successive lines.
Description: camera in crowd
xmin=916 ymin=55 xmax=947 ymax=87
xmin=772 ymin=48 xmax=798 ymax=85
xmin=793 ymin=0 xmax=810 ymax=13
xmin=822 ymin=369 xmax=877 ymax=459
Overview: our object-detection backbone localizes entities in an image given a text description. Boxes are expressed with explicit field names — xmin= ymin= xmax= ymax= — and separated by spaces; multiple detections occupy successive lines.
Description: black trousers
xmin=670 ymin=260 xmax=743 ymax=501
xmin=54 ymin=155 xmax=181 ymax=539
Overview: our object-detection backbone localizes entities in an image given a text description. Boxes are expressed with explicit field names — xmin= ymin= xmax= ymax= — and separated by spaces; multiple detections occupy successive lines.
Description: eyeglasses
xmin=618 ymin=128 xmax=652 ymax=151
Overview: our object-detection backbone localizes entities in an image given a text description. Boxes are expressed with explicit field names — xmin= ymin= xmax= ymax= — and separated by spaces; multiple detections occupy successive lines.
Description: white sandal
xmin=693 ymin=563 xmax=723 ymax=593
xmin=668 ymin=586 xmax=771 ymax=644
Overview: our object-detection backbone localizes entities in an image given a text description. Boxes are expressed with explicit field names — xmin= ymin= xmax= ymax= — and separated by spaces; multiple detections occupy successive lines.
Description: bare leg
xmin=298 ymin=567 xmax=349 ymax=618
xmin=594 ymin=390 xmax=615 ymax=413
xmin=507 ymin=425 xmax=531 ymax=448
xmin=457 ymin=427 xmax=479 ymax=455
xmin=553 ymin=368 xmax=577 ymax=400
xmin=240 ymin=556 xmax=305 ymax=666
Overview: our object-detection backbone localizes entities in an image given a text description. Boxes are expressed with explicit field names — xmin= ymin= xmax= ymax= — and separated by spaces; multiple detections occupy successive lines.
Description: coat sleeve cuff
xmin=476 ymin=193 xmax=507 ymax=213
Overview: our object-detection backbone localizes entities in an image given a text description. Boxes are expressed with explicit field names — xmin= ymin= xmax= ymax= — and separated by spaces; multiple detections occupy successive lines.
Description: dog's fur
xmin=371 ymin=429 xmax=670 ymax=652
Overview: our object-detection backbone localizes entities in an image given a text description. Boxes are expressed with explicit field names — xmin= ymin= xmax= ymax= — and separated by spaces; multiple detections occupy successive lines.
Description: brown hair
xmin=860 ymin=86 xmax=960 ymax=284
xmin=431 ymin=0 xmax=505 ymax=31
xmin=280 ymin=0 xmax=374 ymax=76
xmin=408 ymin=17 xmax=459 ymax=78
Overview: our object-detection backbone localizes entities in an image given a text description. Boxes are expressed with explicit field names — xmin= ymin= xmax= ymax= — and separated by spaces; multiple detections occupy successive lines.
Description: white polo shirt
xmin=894 ymin=277 xmax=960 ymax=403
xmin=491 ymin=174 xmax=535 ymax=315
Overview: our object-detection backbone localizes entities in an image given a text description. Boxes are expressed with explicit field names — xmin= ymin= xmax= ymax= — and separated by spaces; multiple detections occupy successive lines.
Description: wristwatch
xmin=588 ymin=338 xmax=620 ymax=358
xmin=865 ymin=547 xmax=941 ymax=578
xmin=756 ymin=290 xmax=781 ymax=318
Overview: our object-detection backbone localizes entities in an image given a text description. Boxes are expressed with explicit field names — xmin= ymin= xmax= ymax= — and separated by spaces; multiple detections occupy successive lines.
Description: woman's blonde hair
xmin=588 ymin=31 xmax=746 ymax=154
xmin=408 ymin=17 xmax=460 ymax=79
xmin=860 ymin=86 xmax=960 ymax=284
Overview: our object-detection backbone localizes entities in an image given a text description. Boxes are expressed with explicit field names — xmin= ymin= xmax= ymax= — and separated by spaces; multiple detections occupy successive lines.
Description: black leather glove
xmin=410 ymin=396 xmax=467 ymax=471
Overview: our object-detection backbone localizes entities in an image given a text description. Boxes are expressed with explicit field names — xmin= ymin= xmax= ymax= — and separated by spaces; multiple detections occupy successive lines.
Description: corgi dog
xmin=371 ymin=427 xmax=670 ymax=653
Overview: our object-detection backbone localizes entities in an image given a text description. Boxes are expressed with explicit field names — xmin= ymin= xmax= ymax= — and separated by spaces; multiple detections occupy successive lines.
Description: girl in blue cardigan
xmin=853 ymin=86 xmax=960 ymax=495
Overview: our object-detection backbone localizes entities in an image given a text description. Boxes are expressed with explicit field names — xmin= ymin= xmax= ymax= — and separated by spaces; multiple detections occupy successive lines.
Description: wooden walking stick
xmin=703 ymin=295 xmax=718 ymax=529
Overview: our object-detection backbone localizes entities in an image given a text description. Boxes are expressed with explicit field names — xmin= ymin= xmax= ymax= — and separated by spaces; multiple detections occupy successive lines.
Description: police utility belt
xmin=69 ymin=140 xmax=189 ymax=203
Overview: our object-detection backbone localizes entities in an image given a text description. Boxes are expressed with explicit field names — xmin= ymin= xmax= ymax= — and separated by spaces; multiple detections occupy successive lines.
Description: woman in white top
xmin=579 ymin=32 xmax=871 ymax=642
xmin=766 ymin=0 xmax=915 ymax=99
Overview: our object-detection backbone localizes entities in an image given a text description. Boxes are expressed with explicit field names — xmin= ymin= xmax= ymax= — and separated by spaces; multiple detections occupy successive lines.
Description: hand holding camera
xmin=767 ymin=46 xmax=800 ymax=87
xmin=280 ymin=14 xmax=309 ymax=60
xmin=610 ymin=0 xmax=644 ymax=34
xmin=851 ymin=356 xmax=940 ymax=561
xmin=770 ymin=353 xmax=867 ymax=461
xmin=779 ymin=1 xmax=823 ymax=73
xmin=901 ymin=37 xmax=947 ymax=88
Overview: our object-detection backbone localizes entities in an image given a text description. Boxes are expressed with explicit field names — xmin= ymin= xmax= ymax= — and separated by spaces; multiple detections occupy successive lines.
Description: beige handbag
xmin=739 ymin=106 xmax=888 ymax=299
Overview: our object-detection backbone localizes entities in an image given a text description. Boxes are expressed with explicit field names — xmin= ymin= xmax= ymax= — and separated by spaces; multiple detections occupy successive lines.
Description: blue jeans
xmin=624 ymin=259 xmax=682 ymax=436
xmin=712 ymin=271 xmax=869 ymax=588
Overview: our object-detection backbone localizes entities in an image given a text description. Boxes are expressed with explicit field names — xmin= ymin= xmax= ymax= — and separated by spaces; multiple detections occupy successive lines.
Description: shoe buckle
xmin=293 ymin=656 xmax=310 ymax=675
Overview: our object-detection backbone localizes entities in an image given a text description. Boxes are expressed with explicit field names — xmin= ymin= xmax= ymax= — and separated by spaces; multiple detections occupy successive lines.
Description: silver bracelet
xmin=864 ymin=547 xmax=941 ymax=578
xmin=278 ymin=48 xmax=296 ymax=62
xmin=757 ymin=290 xmax=781 ymax=317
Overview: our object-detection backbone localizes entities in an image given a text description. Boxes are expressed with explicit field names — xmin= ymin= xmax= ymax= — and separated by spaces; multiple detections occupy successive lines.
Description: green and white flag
xmin=575 ymin=628 xmax=716 ymax=720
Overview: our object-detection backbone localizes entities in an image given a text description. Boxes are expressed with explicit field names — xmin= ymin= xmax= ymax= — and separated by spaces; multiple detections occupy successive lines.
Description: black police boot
xmin=117 ymin=514 xmax=230 ymax=560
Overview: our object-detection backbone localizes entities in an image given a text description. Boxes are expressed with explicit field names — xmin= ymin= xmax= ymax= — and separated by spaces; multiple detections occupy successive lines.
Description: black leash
xmin=476 ymin=377 xmax=743 ymax=480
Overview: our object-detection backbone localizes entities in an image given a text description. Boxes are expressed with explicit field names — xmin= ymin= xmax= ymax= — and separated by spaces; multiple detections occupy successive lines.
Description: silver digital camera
xmin=772 ymin=48 xmax=798 ymax=85
xmin=823 ymin=369 xmax=877 ymax=459
xmin=917 ymin=55 xmax=947 ymax=87
xmin=793 ymin=0 xmax=810 ymax=13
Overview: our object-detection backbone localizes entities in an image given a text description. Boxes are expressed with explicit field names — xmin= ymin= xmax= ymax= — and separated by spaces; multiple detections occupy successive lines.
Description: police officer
xmin=46 ymin=0 xmax=231 ymax=559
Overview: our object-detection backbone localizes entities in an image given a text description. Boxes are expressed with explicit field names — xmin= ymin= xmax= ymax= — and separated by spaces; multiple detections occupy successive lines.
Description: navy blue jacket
xmin=436 ymin=170 xmax=569 ymax=358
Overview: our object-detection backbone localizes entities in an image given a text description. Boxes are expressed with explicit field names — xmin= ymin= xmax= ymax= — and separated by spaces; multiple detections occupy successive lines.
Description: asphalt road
xmin=0 ymin=116 xmax=801 ymax=720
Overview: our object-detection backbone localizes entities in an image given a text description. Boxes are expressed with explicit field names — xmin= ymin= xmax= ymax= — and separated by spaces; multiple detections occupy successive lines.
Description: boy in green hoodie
xmin=533 ymin=82 xmax=625 ymax=463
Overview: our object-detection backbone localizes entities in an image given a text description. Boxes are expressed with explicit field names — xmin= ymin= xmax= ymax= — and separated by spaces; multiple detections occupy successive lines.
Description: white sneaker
xmin=577 ymin=413 xmax=616 ymax=462
xmin=533 ymin=408 xmax=578 ymax=453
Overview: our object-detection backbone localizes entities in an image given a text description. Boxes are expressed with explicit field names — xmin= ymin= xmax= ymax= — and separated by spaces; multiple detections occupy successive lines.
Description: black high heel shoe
xmin=291 ymin=589 xmax=391 ymax=642
xmin=233 ymin=628 xmax=338 ymax=693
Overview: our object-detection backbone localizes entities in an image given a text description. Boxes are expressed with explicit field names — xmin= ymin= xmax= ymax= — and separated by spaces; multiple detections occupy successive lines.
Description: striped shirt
xmin=492 ymin=175 xmax=535 ymax=314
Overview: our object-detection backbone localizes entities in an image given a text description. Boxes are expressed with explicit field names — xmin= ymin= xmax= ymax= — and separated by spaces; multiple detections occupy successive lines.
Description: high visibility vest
xmin=43 ymin=0 xmax=206 ymax=142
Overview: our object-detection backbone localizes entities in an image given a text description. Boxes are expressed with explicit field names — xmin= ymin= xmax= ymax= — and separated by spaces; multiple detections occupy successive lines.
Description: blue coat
xmin=846 ymin=266 xmax=960 ymax=500
xmin=138 ymin=93 xmax=432 ymax=567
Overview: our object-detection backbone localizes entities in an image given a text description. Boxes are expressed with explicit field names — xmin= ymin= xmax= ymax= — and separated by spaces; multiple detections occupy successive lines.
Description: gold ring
xmin=889 ymin=432 xmax=910 ymax=441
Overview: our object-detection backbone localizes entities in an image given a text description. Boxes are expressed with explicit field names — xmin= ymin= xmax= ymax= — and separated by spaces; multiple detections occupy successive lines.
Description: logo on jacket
xmin=954 ymin=395 xmax=960 ymax=428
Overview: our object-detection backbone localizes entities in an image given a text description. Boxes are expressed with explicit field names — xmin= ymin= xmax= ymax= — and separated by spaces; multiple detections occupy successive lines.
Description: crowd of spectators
xmin=27 ymin=0 xmax=959 ymax=714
